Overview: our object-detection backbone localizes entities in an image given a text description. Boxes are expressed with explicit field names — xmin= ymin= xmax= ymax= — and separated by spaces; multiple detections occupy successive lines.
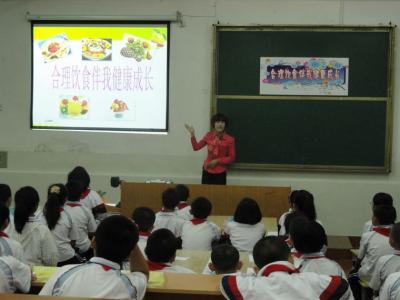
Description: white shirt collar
xmin=90 ymin=257 xmax=121 ymax=270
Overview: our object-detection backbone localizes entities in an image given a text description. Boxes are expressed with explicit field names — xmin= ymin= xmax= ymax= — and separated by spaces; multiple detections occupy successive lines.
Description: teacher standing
xmin=185 ymin=113 xmax=235 ymax=185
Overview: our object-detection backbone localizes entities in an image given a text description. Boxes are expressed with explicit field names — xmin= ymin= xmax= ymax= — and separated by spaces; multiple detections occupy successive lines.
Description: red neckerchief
xmin=261 ymin=264 xmax=299 ymax=277
xmin=291 ymin=251 xmax=302 ymax=258
xmin=59 ymin=208 xmax=64 ymax=212
xmin=0 ymin=231 xmax=8 ymax=238
xmin=139 ymin=231 xmax=151 ymax=237
xmin=66 ymin=202 xmax=81 ymax=208
xmin=147 ymin=261 xmax=169 ymax=271
xmin=373 ymin=227 xmax=391 ymax=237
xmin=91 ymin=262 xmax=116 ymax=272
xmin=80 ymin=188 xmax=91 ymax=199
xmin=191 ymin=218 xmax=206 ymax=225
xmin=178 ymin=202 xmax=188 ymax=209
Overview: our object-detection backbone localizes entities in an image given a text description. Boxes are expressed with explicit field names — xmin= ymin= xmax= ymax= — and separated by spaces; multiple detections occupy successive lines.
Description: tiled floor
xmin=326 ymin=236 xmax=360 ymax=275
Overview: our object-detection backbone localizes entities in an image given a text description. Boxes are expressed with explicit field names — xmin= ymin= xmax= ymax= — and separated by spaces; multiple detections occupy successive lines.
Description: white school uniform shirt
xmin=298 ymin=252 xmax=347 ymax=278
xmin=137 ymin=232 xmax=149 ymax=255
xmin=39 ymin=208 xmax=79 ymax=263
xmin=147 ymin=261 xmax=195 ymax=274
xmin=181 ymin=219 xmax=221 ymax=250
xmin=358 ymin=225 xmax=394 ymax=282
xmin=362 ymin=220 xmax=373 ymax=234
xmin=176 ymin=202 xmax=192 ymax=221
xmin=64 ymin=201 xmax=97 ymax=253
xmin=0 ymin=232 xmax=25 ymax=262
xmin=369 ymin=250 xmax=400 ymax=292
xmin=8 ymin=216 xmax=58 ymax=266
xmin=223 ymin=219 xmax=266 ymax=252
xmin=220 ymin=261 xmax=354 ymax=300
xmin=80 ymin=188 xmax=107 ymax=222
xmin=379 ymin=271 xmax=400 ymax=300
xmin=153 ymin=210 xmax=186 ymax=237
xmin=278 ymin=209 xmax=292 ymax=236
xmin=39 ymin=257 xmax=147 ymax=299
xmin=0 ymin=256 xmax=31 ymax=293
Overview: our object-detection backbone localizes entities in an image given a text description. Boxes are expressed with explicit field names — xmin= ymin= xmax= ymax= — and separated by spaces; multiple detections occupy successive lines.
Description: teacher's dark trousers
xmin=201 ymin=168 xmax=226 ymax=185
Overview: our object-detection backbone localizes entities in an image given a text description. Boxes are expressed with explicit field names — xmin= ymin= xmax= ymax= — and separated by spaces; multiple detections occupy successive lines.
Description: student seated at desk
xmin=39 ymin=215 xmax=149 ymax=299
xmin=64 ymin=181 xmax=97 ymax=260
xmin=362 ymin=192 xmax=393 ymax=234
xmin=153 ymin=188 xmax=185 ymax=238
xmin=8 ymin=186 xmax=58 ymax=266
xmin=220 ymin=236 xmax=353 ymax=300
xmin=205 ymin=244 xmax=242 ymax=275
xmin=0 ymin=204 xmax=24 ymax=261
xmin=278 ymin=190 xmax=298 ymax=236
xmin=379 ymin=271 xmax=400 ymax=300
xmin=0 ymin=255 xmax=31 ymax=294
xmin=0 ymin=184 xmax=14 ymax=234
xmin=132 ymin=207 xmax=155 ymax=253
xmin=175 ymin=184 xmax=192 ymax=220
xmin=145 ymin=228 xmax=195 ymax=273
xmin=349 ymin=204 xmax=396 ymax=299
xmin=181 ymin=197 xmax=220 ymax=250
xmin=370 ymin=222 xmax=400 ymax=295
xmin=289 ymin=216 xmax=346 ymax=278
xmin=40 ymin=184 xmax=82 ymax=267
xmin=67 ymin=166 xmax=107 ymax=223
xmin=223 ymin=198 xmax=266 ymax=252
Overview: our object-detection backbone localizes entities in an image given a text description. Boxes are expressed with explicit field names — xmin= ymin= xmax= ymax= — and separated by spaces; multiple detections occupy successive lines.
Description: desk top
xmin=0 ymin=295 xmax=112 ymax=300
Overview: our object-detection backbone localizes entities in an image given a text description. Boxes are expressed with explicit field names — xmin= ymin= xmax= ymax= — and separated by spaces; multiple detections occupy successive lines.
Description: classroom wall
xmin=0 ymin=0 xmax=399 ymax=236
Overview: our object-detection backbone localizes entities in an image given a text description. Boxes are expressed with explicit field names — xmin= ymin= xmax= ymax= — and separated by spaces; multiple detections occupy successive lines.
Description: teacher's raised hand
xmin=184 ymin=123 xmax=195 ymax=137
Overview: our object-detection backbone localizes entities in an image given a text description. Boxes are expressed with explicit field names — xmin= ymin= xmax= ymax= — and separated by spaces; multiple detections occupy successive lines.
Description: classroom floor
xmin=326 ymin=236 xmax=360 ymax=275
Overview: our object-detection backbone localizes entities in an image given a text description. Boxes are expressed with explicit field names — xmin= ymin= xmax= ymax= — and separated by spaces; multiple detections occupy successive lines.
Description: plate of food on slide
xmin=120 ymin=34 xmax=153 ymax=62
xmin=59 ymin=96 xmax=89 ymax=118
xmin=110 ymin=99 xmax=129 ymax=119
xmin=39 ymin=34 xmax=71 ymax=62
xmin=81 ymin=38 xmax=112 ymax=61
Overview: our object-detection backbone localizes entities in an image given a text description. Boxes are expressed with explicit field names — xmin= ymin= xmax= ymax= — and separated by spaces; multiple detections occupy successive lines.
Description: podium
xmin=121 ymin=182 xmax=290 ymax=218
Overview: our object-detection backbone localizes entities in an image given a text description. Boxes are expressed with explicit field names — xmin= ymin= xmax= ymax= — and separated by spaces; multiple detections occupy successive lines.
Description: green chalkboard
xmin=213 ymin=26 xmax=394 ymax=172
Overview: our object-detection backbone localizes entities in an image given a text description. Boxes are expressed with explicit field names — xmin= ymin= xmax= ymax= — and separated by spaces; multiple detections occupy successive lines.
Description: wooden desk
xmin=208 ymin=216 xmax=277 ymax=234
xmin=0 ymin=295 xmax=112 ymax=300
xmin=121 ymin=182 xmax=290 ymax=219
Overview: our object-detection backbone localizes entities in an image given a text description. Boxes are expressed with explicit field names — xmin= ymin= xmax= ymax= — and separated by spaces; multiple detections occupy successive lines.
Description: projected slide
xmin=31 ymin=22 xmax=169 ymax=132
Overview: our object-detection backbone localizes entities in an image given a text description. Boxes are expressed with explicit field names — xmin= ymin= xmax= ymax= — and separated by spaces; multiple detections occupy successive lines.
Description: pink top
xmin=191 ymin=131 xmax=235 ymax=174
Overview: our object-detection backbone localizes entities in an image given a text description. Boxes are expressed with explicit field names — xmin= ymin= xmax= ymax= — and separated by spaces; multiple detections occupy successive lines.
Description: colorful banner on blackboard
xmin=260 ymin=57 xmax=349 ymax=96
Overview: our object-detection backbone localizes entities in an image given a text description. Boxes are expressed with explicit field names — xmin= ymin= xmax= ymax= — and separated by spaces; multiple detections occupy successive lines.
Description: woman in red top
xmin=185 ymin=113 xmax=235 ymax=185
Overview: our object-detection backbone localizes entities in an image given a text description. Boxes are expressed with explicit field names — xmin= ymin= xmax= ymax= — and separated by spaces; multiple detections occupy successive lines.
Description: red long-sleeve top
xmin=191 ymin=131 xmax=235 ymax=174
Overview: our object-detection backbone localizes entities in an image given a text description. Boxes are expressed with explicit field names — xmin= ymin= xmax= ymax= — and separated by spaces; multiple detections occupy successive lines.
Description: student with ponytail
xmin=9 ymin=186 xmax=58 ymax=266
xmin=40 ymin=184 xmax=82 ymax=266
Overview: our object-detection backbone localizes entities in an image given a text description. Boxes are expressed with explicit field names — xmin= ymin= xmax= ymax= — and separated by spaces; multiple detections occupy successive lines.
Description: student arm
xmin=130 ymin=245 xmax=149 ymax=280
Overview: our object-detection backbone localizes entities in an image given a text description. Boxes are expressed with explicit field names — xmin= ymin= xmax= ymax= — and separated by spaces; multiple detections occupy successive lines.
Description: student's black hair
xmin=95 ymin=215 xmax=138 ymax=264
xmin=289 ymin=217 xmax=327 ymax=254
xmin=211 ymin=244 xmax=239 ymax=273
xmin=175 ymin=184 xmax=190 ymax=202
xmin=145 ymin=228 xmax=178 ymax=263
xmin=161 ymin=188 xmax=179 ymax=210
xmin=233 ymin=197 xmax=262 ymax=225
xmin=43 ymin=184 xmax=68 ymax=230
xmin=0 ymin=184 xmax=11 ymax=206
xmin=289 ymin=190 xmax=300 ymax=205
xmin=0 ymin=204 xmax=10 ymax=229
xmin=66 ymin=180 xmax=85 ymax=202
xmin=373 ymin=192 xmax=393 ymax=207
xmin=191 ymin=197 xmax=212 ymax=219
xmin=390 ymin=222 xmax=400 ymax=249
xmin=253 ymin=236 xmax=290 ymax=269
xmin=211 ymin=113 xmax=229 ymax=128
xmin=132 ymin=207 xmax=156 ymax=232
xmin=374 ymin=205 xmax=397 ymax=225
xmin=67 ymin=166 xmax=90 ymax=190
xmin=293 ymin=190 xmax=316 ymax=221
xmin=14 ymin=186 xmax=40 ymax=233
xmin=284 ymin=211 xmax=305 ymax=237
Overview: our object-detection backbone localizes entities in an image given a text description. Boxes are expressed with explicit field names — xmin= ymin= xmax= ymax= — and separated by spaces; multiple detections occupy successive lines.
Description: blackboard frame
xmin=212 ymin=25 xmax=395 ymax=173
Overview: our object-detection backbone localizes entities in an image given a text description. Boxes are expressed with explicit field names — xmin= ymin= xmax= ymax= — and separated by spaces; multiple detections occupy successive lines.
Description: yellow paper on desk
xmin=33 ymin=266 xmax=58 ymax=283
xmin=148 ymin=271 xmax=165 ymax=286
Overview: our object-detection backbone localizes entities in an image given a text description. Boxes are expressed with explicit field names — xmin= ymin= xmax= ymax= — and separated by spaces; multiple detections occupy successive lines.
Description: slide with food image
xmin=31 ymin=22 xmax=168 ymax=132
